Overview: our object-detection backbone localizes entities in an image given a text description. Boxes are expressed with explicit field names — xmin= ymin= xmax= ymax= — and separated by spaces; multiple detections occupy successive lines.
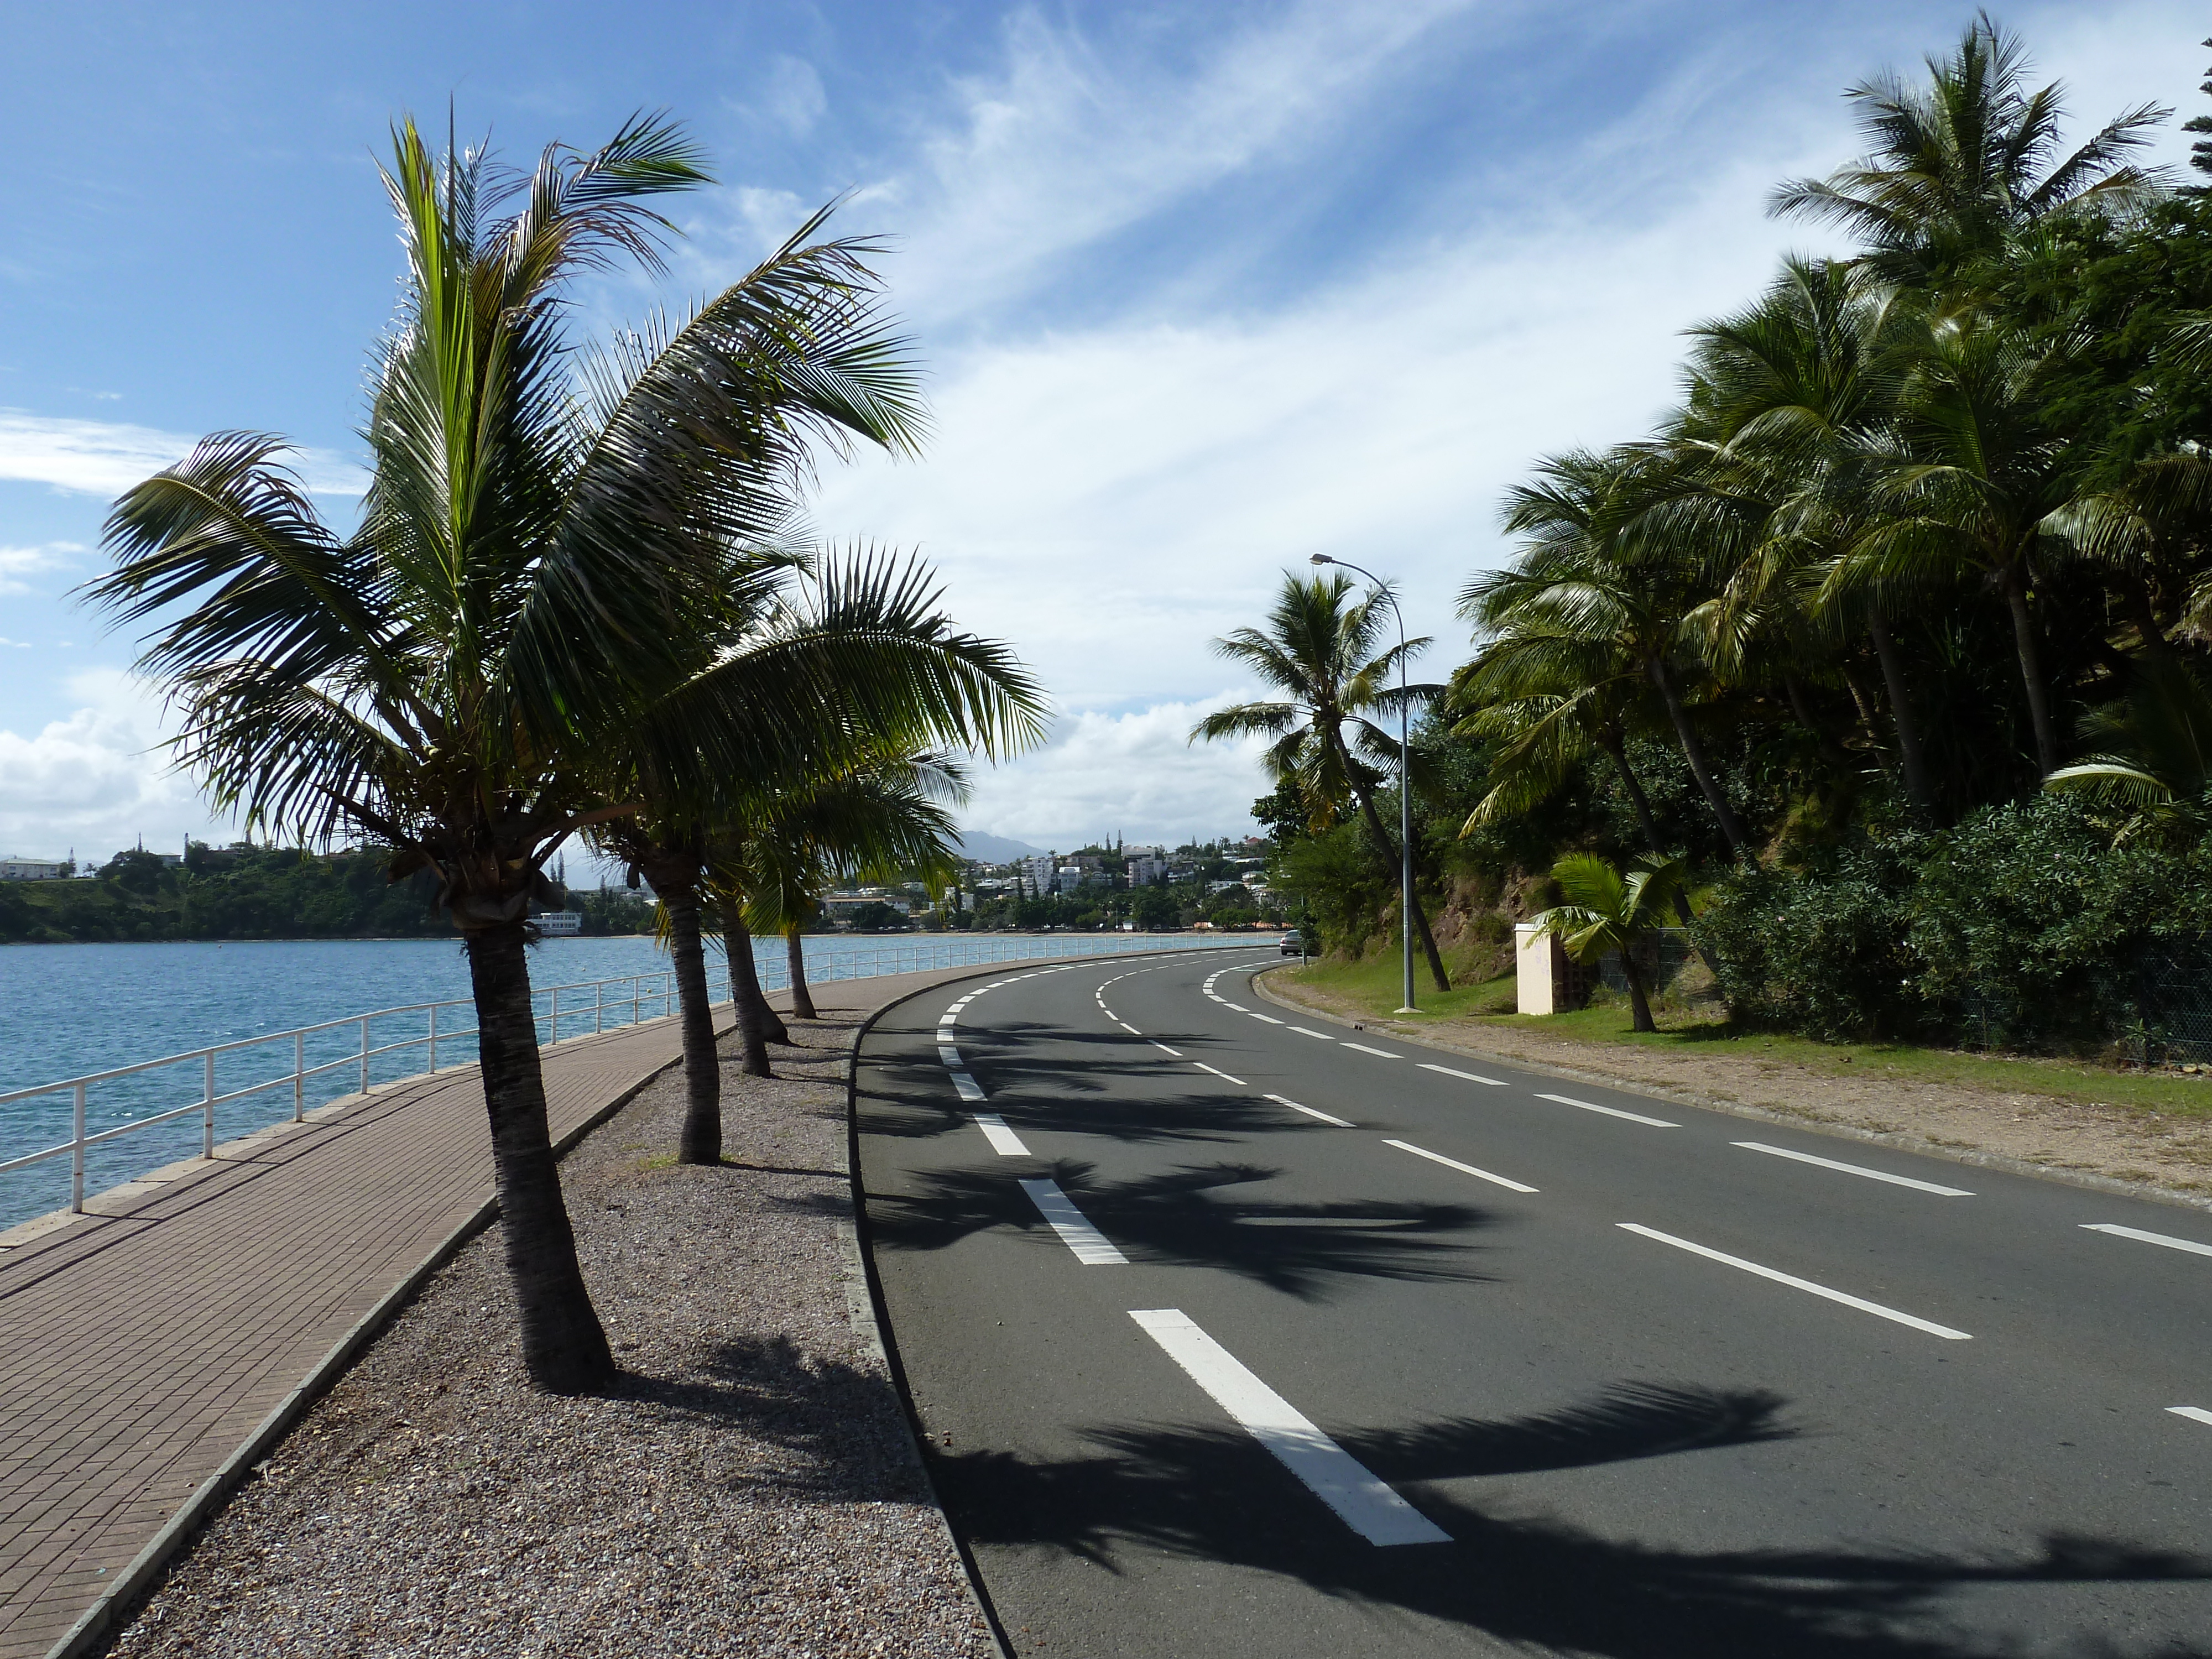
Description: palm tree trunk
xmin=1644 ymin=653 xmax=1750 ymax=857
xmin=719 ymin=901 xmax=773 ymax=1077
xmin=1780 ymin=671 xmax=1854 ymax=776
xmin=785 ymin=926 xmax=819 ymax=1020
xmin=1619 ymin=947 xmax=1657 ymax=1034
xmin=2003 ymin=563 xmax=2061 ymax=776
xmin=1866 ymin=614 xmax=1934 ymax=815
xmin=2128 ymin=575 xmax=2174 ymax=664
xmin=1601 ymin=735 xmax=1693 ymax=927
xmin=463 ymin=920 xmax=613 ymax=1394
xmin=1349 ymin=784 xmax=1451 ymax=992
xmin=661 ymin=883 xmax=722 ymax=1166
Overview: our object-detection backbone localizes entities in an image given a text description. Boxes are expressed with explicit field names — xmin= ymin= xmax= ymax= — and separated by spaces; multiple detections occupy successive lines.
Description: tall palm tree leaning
xmin=86 ymin=113 xmax=935 ymax=1394
xmin=1195 ymin=571 xmax=1452 ymax=991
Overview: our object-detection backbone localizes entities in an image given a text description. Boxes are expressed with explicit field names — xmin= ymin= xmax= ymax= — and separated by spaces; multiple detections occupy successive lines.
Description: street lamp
xmin=1310 ymin=553 xmax=1417 ymax=1016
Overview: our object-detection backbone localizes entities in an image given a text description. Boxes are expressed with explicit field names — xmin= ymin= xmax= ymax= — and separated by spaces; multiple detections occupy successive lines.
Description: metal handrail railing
xmin=0 ymin=928 xmax=1264 ymax=1218
xmin=0 ymin=969 xmax=675 ymax=1213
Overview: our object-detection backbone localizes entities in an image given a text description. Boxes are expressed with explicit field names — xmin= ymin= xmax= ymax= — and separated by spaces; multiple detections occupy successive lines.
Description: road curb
xmin=838 ymin=943 xmax=1251 ymax=1659
xmin=1248 ymin=965 xmax=2212 ymax=1218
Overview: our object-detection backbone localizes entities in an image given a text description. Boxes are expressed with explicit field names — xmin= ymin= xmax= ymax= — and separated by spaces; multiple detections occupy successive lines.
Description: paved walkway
xmin=0 ymin=961 xmax=1058 ymax=1659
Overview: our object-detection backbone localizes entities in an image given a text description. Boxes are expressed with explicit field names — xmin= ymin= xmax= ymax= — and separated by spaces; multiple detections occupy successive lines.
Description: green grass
xmin=1271 ymin=956 xmax=2212 ymax=1121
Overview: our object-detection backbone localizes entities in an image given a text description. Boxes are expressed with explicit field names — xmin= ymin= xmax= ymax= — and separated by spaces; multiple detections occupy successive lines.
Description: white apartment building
xmin=0 ymin=856 xmax=69 ymax=881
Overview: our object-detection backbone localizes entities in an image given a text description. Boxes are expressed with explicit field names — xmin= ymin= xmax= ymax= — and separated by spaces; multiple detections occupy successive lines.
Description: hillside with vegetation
xmin=1251 ymin=19 xmax=2212 ymax=1061
xmin=0 ymin=845 xmax=654 ymax=944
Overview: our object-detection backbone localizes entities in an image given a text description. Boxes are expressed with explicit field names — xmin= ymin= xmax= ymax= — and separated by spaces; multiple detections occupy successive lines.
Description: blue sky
xmin=0 ymin=0 xmax=2200 ymax=860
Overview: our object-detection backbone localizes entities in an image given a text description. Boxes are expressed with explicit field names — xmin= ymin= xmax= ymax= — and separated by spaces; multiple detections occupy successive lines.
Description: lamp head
xmin=1309 ymin=554 xmax=1332 ymax=566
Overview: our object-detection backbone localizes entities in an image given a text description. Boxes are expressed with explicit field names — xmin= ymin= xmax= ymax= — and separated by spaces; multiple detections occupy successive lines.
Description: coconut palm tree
xmin=1464 ymin=450 xmax=1752 ymax=857
xmin=596 ymin=556 xmax=1039 ymax=1157
xmin=1192 ymin=572 xmax=1453 ymax=990
xmin=717 ymin=750 xmax=969 ymax=1026
xmin=1770 ymin=11 xmax=2168 ymax=286
xmin=1531 ymin=853 xmax=1699 ymax=1033
xmin=2044 ymin=655 xmax=2212 ymax=842
xmin=1680 ymin=256 xmax=1939 ymax=813
xmin=87 ymin=114 xmax=931 ymax=1392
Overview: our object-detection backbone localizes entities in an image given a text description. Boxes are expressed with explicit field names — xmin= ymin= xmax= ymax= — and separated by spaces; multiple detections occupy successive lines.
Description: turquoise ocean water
xmin=0 ymin=931 xmax=1247 ymax=1226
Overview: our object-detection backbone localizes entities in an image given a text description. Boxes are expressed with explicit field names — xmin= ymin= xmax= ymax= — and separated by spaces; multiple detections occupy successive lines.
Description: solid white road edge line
xmin=2169 ymin=1406 xmax=2212 ymax=1427
xmin=1128 ymin=1308 xmax=1451 ymax=1547
xmin=1618 ymin=1223 xmax=1971 ymax=1339
xmin=951 ymin=1072 xmax=987 ymax=1104
xmin=1193 ymin=1062 xmax=1248 ymax=1086
xmin=1342 ymin=1043 xmax=1401 ymax=1060
xmin=1020 ymin=1178 xmax=1128 ymax=1264
xmin=1734 ymin=1141 xmax=1973 ymax=1197
xmin=972 ymin=1114 xmax=1030 ymax=1156
xmin=1385 ymin=1139 xmax=1538 ymax=1193
xmin=1537 ymin=1092 xmax=1678 ymax=1129
xmin=1265 ymin=1093 xmax=1353 ymax=1128
xmin=1420 ymin=1063 xmax=1505 ymax=1086
xmin=2081 ymin=1223 xmax=2212 ymax=1258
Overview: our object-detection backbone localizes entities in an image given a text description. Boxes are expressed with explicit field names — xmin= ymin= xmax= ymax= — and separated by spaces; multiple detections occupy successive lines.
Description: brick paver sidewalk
xmin=0 ymin=1014 xmax=700 ymax=1659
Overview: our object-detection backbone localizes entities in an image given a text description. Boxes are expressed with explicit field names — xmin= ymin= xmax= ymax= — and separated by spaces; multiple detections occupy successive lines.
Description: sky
xmin=0 ymin=0 xmax=2200 ymax=863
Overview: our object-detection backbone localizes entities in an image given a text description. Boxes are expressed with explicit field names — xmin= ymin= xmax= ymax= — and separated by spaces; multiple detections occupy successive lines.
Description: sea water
xmin=0 ymin=931 xmax=1239 ymax=1225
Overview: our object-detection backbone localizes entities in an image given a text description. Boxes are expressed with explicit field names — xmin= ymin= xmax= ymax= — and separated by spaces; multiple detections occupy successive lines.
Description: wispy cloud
xmin=0 ymin=540 xmax=84 ymax=596
xmin=0 ymin=410 xmax=368 ymax=498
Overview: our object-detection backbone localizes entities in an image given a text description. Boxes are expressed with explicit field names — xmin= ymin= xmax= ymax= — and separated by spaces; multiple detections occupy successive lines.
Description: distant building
xmin=1127 ymin=855 xmax=1168 ymax=886
xmin=535 ymin=911 xmax=583 ymax=936
xmin=0 ymin=856 xmax=69 ymax=881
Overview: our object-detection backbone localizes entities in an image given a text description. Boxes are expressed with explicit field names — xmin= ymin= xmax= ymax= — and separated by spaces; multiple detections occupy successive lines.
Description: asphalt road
xmin=853 ymin=947 xmax=2212 ymax=1658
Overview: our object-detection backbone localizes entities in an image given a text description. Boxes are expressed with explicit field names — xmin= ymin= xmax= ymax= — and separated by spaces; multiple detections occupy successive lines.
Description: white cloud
xmin=960 ymin=688 xmax=1275 ymax=849
xmin=762 ymin=55 xmax=828 ymax=138
xmin=0 ymin=670 xmax=230 ymax=859
xmin=0 ymin=541 xmax=84 ymax=596
xmin=0 ymin=410 xmax=367 ymax=498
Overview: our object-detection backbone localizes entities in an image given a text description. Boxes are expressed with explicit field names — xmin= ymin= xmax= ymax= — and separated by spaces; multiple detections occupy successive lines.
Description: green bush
xmin=1694 ymin=796 xmax=2212 ymax=1050
xmin=1691 ymin=833 xmax=1926 ymax=1042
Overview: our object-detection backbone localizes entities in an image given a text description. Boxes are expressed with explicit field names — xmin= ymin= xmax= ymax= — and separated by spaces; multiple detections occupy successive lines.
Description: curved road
xmin=854 ymin=948 xmax=2212 ymax=1658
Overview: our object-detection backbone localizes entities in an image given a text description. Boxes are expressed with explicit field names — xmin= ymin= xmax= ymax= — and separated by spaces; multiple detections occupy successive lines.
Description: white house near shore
xmin=0 ymin=856 xmax=70 ymax=881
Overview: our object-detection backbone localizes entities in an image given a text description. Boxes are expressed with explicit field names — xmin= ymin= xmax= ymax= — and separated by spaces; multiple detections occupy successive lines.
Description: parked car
xmin=1279 ymin=931 xmax=1302 ymax=956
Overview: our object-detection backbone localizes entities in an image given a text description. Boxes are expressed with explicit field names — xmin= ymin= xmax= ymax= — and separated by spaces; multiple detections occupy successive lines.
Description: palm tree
xmin=2044 ymin=655 xmax=2212 ymax=842
xmin=1681 ymin=256 xmax=1938 ymax=813
xmin=739 ymin=752 xmax=971 ymax=1024
xmin=1192 ymin=572 xmax=1453 ymax=990
xmin=1827 ymin=311 xmax=2080 ymax=776
xmin=1531 ymin=853 xmax=1698 ymax=1033
xmin=1464 ymin=450 xmax=1753 ymax=857
xmin=596 ymin=556 xmax=1042 ymax=1160
xmin=1771 ymin=10 xmax=2168 ymax=285
xmin=87 ymin=114 xmax=930 ymax=1392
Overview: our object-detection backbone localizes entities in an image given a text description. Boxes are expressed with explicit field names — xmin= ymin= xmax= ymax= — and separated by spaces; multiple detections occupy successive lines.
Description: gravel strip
xmin=102 ymin=1017 xmax=998 ymax=1659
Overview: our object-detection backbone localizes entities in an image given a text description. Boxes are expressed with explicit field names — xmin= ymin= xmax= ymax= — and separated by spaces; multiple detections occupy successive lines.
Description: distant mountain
xmin=957 ymin=830 xmax=1046 ymax=863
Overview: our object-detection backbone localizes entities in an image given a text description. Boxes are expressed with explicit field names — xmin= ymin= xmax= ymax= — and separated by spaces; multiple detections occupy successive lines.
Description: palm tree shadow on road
xmin=937 ymin=1382 xmax=2212 ymax=1658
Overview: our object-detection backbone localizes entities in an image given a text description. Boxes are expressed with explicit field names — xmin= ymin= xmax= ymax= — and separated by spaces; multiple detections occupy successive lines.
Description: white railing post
xmin=358 ymin=1016 xmax=370 ymax=1095
xmin=550 ymin=985 xmax=560 ymax=1045
xmin=594 ymin=980 xmax=604 ymax=1035
xmin=202 ymin=1051 xmax=216 ymax=1159
xmin=427 ymin=1004 xmax=439 ymax=1075
xmin=70 ymin=1082 xmax=86 ymax=1213
xmin=294 ymin=1030 xmax=305 ymax=1120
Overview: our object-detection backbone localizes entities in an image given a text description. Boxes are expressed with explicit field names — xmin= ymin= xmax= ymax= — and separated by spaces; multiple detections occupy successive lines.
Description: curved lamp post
xmin=1311 ymin=553 xmax=1416 ymax=1015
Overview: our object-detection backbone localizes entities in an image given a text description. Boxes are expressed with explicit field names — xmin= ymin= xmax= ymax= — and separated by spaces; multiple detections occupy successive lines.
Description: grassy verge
xmin=1274 ymin=954 xmax=2212 ymax=1121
